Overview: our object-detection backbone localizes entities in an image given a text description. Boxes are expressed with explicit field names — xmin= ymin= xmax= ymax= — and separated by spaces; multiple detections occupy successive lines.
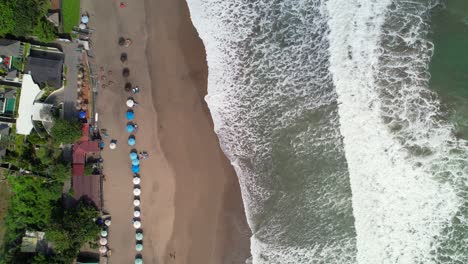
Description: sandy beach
xmin=81 ymin=0 xmax=251 ymax=263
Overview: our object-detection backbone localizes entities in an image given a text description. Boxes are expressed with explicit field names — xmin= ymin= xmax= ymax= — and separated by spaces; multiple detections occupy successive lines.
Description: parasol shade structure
xmin=126 ymin=110 xmax=135 ymax=120
xmin=136 ymin=243 xmax=143 ymax=252
xmin=81 ymin=15 xmax=89 ymax=24
xmin=133 ymin=188 xmax=141 ymax=196
xmin=132 ymin=165 xmax=140 ymax=173
xmin=79 ymin=23 xmax=86 ymax=30
xmin=105 ymin=219 xmax=111 ymax=226
xmin=79 ymin=111 xmax=86 ymax=119
xmin=99 ymin=246 xmax=108 ymax=254
xmin=122 ymin=68 xmax=130 ymax=77
xmin=99 ymin=238 xmax=108 ymax=245
xmin=126 ymin=99 xmax=135 ymax=107
xmin=128 ymin=137 xmax=136 ymax=146
xmin=130 ymin=152 xmax=138 ymax=160
xmin=132 ymin=159 xmax=140 ymax=166
xmin=136 ymin=232 xmax=143 ymax=241
xmin=109 ymin=142 xmax=116 ymax=150
xmin=133 ymin=199 xmax=140 ymax=206
xmin=133 ymin=220 xmax=141 ymax=229
xmin=126 ymin=124 xmax=135 ymax=133
xmin=133 ymin=177 xmax=140 ymax=185
xmin=135 ymin=258 xmax=143 ymax=264
xmin=101 ymin=230 xmax=108 ymax=237
xmin=134 ymin=210 xmax=141 ymax=218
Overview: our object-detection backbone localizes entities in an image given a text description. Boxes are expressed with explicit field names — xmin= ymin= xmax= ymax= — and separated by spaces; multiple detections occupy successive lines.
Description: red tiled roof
xmin=72 ymin=175 xmax=101 ymax=209
xmin=50 ymin=0 xmax=61 ymax=10
xmin=72 ymin=164 xmax=85 ymax=177
xmin=72 ymin=141 xmax=99 ymax=176
xmin=80 ymin=124 xmax=89 ymax=142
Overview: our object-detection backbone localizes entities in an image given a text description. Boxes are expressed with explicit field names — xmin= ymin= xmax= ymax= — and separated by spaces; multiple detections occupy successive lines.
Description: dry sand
xmin=82 ymin=0 xmax=251 ymax=263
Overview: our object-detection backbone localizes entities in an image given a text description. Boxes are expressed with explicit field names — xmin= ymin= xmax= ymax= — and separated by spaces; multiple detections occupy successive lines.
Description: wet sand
xmin=82 ymin=0 xmax=251 ymax=263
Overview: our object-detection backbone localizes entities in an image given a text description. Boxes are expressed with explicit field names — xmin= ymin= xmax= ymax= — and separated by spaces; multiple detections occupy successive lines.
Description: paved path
xmin=61 ymin=42 xmax=81 ymax=120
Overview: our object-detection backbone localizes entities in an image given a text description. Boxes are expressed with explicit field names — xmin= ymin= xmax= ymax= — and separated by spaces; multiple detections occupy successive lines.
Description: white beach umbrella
xmin=79 ymin=23 xmax=86 ymax=30
xmin=109 ymin=142 xmax=117 ymax=150
xmin=133 ymin=199 xmax=140 ymax=206
xmin=133 ymin=177 xmax=140 ymax=185
xmin=100 ymin=230 xmax=108 ymax=237
xmin=105 ymin=219 xmax=112 ymax=226
xmin=126 ymin=99 xmax=135 ymax=108
xmin=134 ymin=210 xmax=141 ymax=218
xmin=99 ymin=238 xmax=108 ymax=245
xmin=133 ymin=188 xmax=141 ymax=196
xmin=99 ymin=246 xmax=107 ymax=254
xmin=133 ymin=220 xmax=141 ymax=229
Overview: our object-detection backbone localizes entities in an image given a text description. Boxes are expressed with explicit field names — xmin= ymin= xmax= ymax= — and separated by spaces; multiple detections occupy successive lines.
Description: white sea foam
xmin=326 ymin=0 xmax=466 ymax=263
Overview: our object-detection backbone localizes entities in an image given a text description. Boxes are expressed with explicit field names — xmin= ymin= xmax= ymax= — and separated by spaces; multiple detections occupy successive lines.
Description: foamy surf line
xmin=326 ymin=0 xmax=466 ymax=263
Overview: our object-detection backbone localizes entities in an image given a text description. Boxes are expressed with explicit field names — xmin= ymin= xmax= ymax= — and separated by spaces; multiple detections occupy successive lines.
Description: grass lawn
xmin=62 ymin=0 xmax=80 ymax=33
xmin=0 ymin=172 xmax=12 ymax=248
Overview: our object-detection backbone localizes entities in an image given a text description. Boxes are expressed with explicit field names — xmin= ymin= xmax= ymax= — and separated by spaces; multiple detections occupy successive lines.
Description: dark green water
xmin=429 ymin=1 xmax=468 ymax=139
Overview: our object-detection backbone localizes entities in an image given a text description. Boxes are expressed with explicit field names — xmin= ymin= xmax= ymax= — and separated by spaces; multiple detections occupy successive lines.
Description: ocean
xmin=186 ymin=0 xmax=468 ymax=263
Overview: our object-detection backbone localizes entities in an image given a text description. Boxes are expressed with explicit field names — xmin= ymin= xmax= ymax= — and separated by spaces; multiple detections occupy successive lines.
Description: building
xmin=25 ymin=49 xmax=64 ymax=88
xmin=16 ymin=74 xmax=54 ymax=135
xmin=0 ymin=39 xmax=22 ymax=82
xmin=20 ymin=231 xmax=48 ymax=254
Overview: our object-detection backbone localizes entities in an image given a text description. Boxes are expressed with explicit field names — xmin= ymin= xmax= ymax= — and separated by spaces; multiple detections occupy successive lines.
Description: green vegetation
xmin=1 ymin=128 xmax=99 ymax=263
xmin=62 ymin=0 xmax=80 ymax=33
xmin=33 ymin=18 xmax=58 ymax=43
xmin=1 ymin=173 xmax=99 ymax=263
xmin=51 ymin=119 xmax=82 ymax=145
xmin=0 ymin=173 xmax=12 ymax=249
xmin=11 ymin=57 xmax=22 ymax=72
xmin=0 ymin=0 xmax=58 ymax=42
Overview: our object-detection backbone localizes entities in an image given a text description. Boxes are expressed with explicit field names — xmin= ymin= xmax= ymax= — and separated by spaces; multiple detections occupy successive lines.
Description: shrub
xmin=51 ymin=119 xmax=82 ymax=145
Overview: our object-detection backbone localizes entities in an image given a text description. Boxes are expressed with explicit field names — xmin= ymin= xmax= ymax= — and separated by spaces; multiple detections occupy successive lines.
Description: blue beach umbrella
xmin=126 ymin=111 xmax=135 ymax=120
xmin=132 ymin=159 xmax=140 ymax=166
xmin=128 ymin=137 xmax=136 ymax=146
xmin=79 ymin=111 xmax=86 ymax=119
xmin=126 ymin=124 xmax=134 ymax=133
xmin=132 ymin=165 xmax=140 ymax=173
xmin=129 ymin=152 xmax=138 ymax=160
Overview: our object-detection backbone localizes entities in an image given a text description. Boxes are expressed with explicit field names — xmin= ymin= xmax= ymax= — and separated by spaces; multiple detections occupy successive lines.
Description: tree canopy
xmin=51 ymin=119 xmax=82 ymax=145
xmin=0 ymin=0 xmax=58 ymax=41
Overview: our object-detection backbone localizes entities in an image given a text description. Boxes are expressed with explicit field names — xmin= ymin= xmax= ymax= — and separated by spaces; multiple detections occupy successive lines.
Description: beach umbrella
xmin=133 ymin=220 xmax=141 ymax=229
xmin=99 ymin=246 xmax=108 ymax=254
xmin=132 ymin=159 xmax=140 ymax=166
xmin=126 ymin=124 xmax=135 ymax=133
xmin=126 ymin=99 xmax=135 ymax=108
xmin=109 ymin=142 xmax=117 ymax=150
xmin=128 ymin=137 xmax=136 ymax=146
xmin=81 ymin=15 xmax=89 ymax=24
xmin=99 ymin=238 xmax=108 ymax=245
xmin=101 ymin=230 xmax=108 ymax=237
xmin=136 ymin=243 xmax=143 ymax=252
xmin=133 ymin=199 xmax=140 ymax=206
xmin=134 ymin=210 xmax=141 ymax=218
xmin=130 ymin=152 xmax=138 ymax=160
xmin=133 ymin=188 xmax=141 ymax=196
xmin=79 ymin=23 xmax=86 ymax=30
xmin=79 ymin=111 xmax=86 ymax=119
xmin=133 ymin=177 xmax=140 ymax=185
xmin=135 ymin=258 xmax=143 ymax=264
xmin=126 ymin=111 xmax=134 ymax=120
xmin=132 ymin=165 xmax=140 ymax=173
xmin=136 ymin=232 xmax=143 ymax=241
xmin=121 ymin=53 xmax=128 ymax=63
xmin=105 ymin=219 xmax=111 ymax=226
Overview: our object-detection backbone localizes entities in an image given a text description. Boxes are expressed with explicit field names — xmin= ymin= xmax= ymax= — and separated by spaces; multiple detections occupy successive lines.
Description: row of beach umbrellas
xmin=126 ymin=98 xmax=144 ymax=260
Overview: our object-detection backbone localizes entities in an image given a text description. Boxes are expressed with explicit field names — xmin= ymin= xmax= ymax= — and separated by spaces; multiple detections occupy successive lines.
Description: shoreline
xmin=83 ymin=0 xmax=251 ymax=262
